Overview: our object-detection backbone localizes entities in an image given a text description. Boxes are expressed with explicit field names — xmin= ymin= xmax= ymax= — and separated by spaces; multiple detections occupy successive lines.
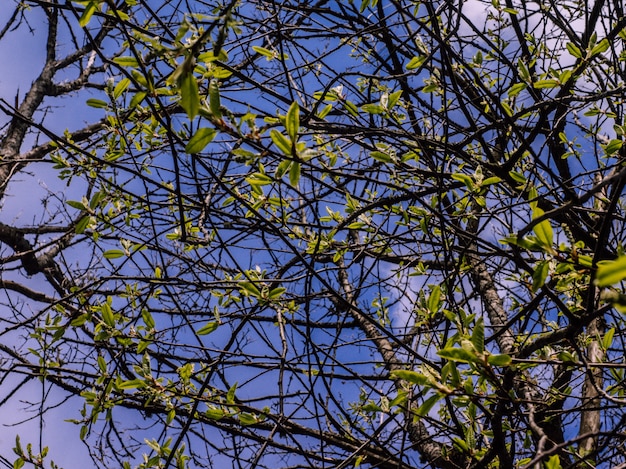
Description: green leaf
xmin=117 ymin=379 xmax=146 ymax=390
xmin=113 ymin=78 xmax=131 ymax=99
xmin=103 ymin=249 xmax=125 ymax=259
xmin=427 ymin=285 xmax=442 ymax=313
xmin=416 ymin=393 xmax=443 ymax=416
xmin=268 ymin=287 xmax=286 ymax=300
xmin=487 ymin=353 xmax=512 ymax=367
xmin=97 ymin=355 xmax=107 ymax=373
xmin=286 ymin=102 xmax=300 ymax=141
xmin=205 ymin=407 xmax=227 ymax=420
xmin=86 ymin=98 xmax=108 ymax=109
xmin=390 ymin=370 xmax=428 ymax=385
xmin=532 ymin=260 xmax=550 ymax=292
xmin=438 ymin=347 xmax=479 ymax=364
xmin=270 ymin=130 xmax=292 ymax=156
xmin=517 ymin=59 xmax=530 ymax=82
xmin=371 ymin=151 xmax=392 ymax=163
xmin=451 ymin=172 xmax=474 ymax=189
xmin=471 ymin=318 xmax=484 ymax=354
xmin=595 ymin=255 xmax=626 ymax=287
xmin=508 ymin=171 xmax=526 ymax=184
xmin=75 ymin=216 xmax=91 ymax=234
xmin=185 ymin=128 xmax=217 ymax=153
xmin=226 ymin=382 xmax=237 ymax=404
xmin=246 ymin=172 xmax=273 ymax=186
xmin=239 ymin=281 xmax=261 ymax=298
xmin=387 ymin=89 xmax=402 ymax=109
xmin=142 ymin=309 xmax=156 ymax=329
xmin=238 ymin=413 xmax=257 ymax=425
xmin=209 ymin=80 xmax=221 ymax=118
xmin=275 ymin=159 xmax=292 ymax=179
xmin=566 ymin=42 xmax=583 ymax=58
xmin=361 ymin=103 xmax=384 ymax=114
xmin=406 ymin=55 xmax=427 ymax=70
xmin=343 ymin=100 xmax=359 ymax=117
xmin=318 ymin=103 xmax=333 ymax=119
xmin=603 ymin=139 xmax=623 ymax=156
xmin=252 ymin=45 xmax=275 ymax=59
xmin=289 ymin=161 xmax=301 ymax=187
xmin=113 ymin=56 xmax=139 ymax=67
xmin=590 ymin=39 xmax=609 ymax=57
xmin=129 ymin=91 xmax=147 ymax=108
xmin=13 ymin=457 xmax=25 ymax=469
xmin=533 ymin=79 xmax=560 ymax=89
xmin=545 ymin=455 xmax=562 ymax=469
xmin=197 ymin=321 xmax=219 ymax=335
xmin=179 ymin=71 xmax=200 ymax=120
xmin=532 ymin=207 xmax=553 ymax=249
xmin=79 ymin=1 xmax=98 ymax=27
xmin=508 ymin=82 xmax=526 ymax=97
xmin=603 ymin=327 xmax=615 ymax=351
xmin=101 ymin=302 xmax=115 ymax=327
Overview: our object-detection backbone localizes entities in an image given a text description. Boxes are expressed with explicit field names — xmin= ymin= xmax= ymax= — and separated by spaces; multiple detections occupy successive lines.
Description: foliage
xmin=1 ymin=0 xmax=626 ymax=468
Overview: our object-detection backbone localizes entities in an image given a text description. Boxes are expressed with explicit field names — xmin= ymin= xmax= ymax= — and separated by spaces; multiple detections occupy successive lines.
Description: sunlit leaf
xmin=390 ymin=370 xmax=428 ymax=385
xmin=286 ymin=101 xmax=300 ymax=141
xmin=78 ymin=1 xmax=98 ymax=27
xmin=179 ymin=71 xmax=200 ymax=120
xmin=103 ymin=249 xmax=125 ymax=259
xmin=289 ymin=161 xmax=301 ymax=187
xmin=596 ymin=255 xmax=626 ymax=287
xmin=185 ymin=128 xmax=217 ymax=153
xmin=113 ymin=56 xmax=139 ymax=67
xmin=438 ymin=347 xmax=479 ymax=364
xmin=197 ymin=321 xmax=219 ymax=335
xmin=566 ymin=42 xmax=583 ymax=58
xmin=252 ymin=45 xmax=275 ymax=59
xmin=270 ymin=130 xmax=292 ymax=155
xmin=532 ymin=207 xmax=553 ymax=249
xmin=209 ymin=80 xmax=222 ymax=118
xmin=86 ymin=98 xmax=108 ymax=109
xmin=471 ymin=318 xmax=484 ymax=354
xmin=406 ymin=55 xmax=427 ymax=70
xmin=487 ymin=353 xmax=512 ymax=367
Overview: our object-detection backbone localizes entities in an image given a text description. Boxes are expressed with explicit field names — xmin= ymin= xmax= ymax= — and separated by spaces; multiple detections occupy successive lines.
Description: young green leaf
xmin=487 ymin=353 xmax=512 ymax=367
xmin=406 ymin=56 xmax=427 ymax=70
xmin=179 ymin=71 xmax=200 ymax=120
xmin=86 ymin=98 xmax=108 ymax=109
xmin=438 ymin=346 xmax=479 ymax=364
xmin=270 ymin=130 xmax=292 ymax=156
xmin=532 ymin=260 xmax=550 ymax=292
xmin=113 ymin=78 xmax=131 ymax=99
xmin=532 ymin=207 xmax=553 ymax=249
xmin=252 ymin=45 xmax=275 ymax=60
xmin=103 ymin=249 xmax=125 ymax=259
xmin=197 ymin=321 xmax=219 ymax=335
xmin=79 ymin=1 xmax=98 ymax=27
xmin=427 ymin=285 xmax=442 ymax=313
xmin=566 ymin=42 xmax=583 ymax=59
xmin=289 ymin=161 xmax=301 ymax=187
xmin=508 ymin=82 xmax=527 ymax=97
xmin=185 ymin=128 xmax=217 ymax=153
xmin=416 ymin=393 xmax=444 ymax=416
xmin=589 ymin=38 xmax=609 ymax=57
xmin=286 ymin=101 xmax=300 ymax=141
xmin=390 ymin=370 xmax=428 ymax=385
xmin=101 ymin=302 xmax=115 ymax=327
xmin=595 ymin=255 xmax=626 ymax=287
xmin=209 ymin=80 xmax=222 ymax=118
xmin=113 ymin=56 xmax=139 ymax=67
xmin=471 ymin=318 xmax=484 ymax=354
